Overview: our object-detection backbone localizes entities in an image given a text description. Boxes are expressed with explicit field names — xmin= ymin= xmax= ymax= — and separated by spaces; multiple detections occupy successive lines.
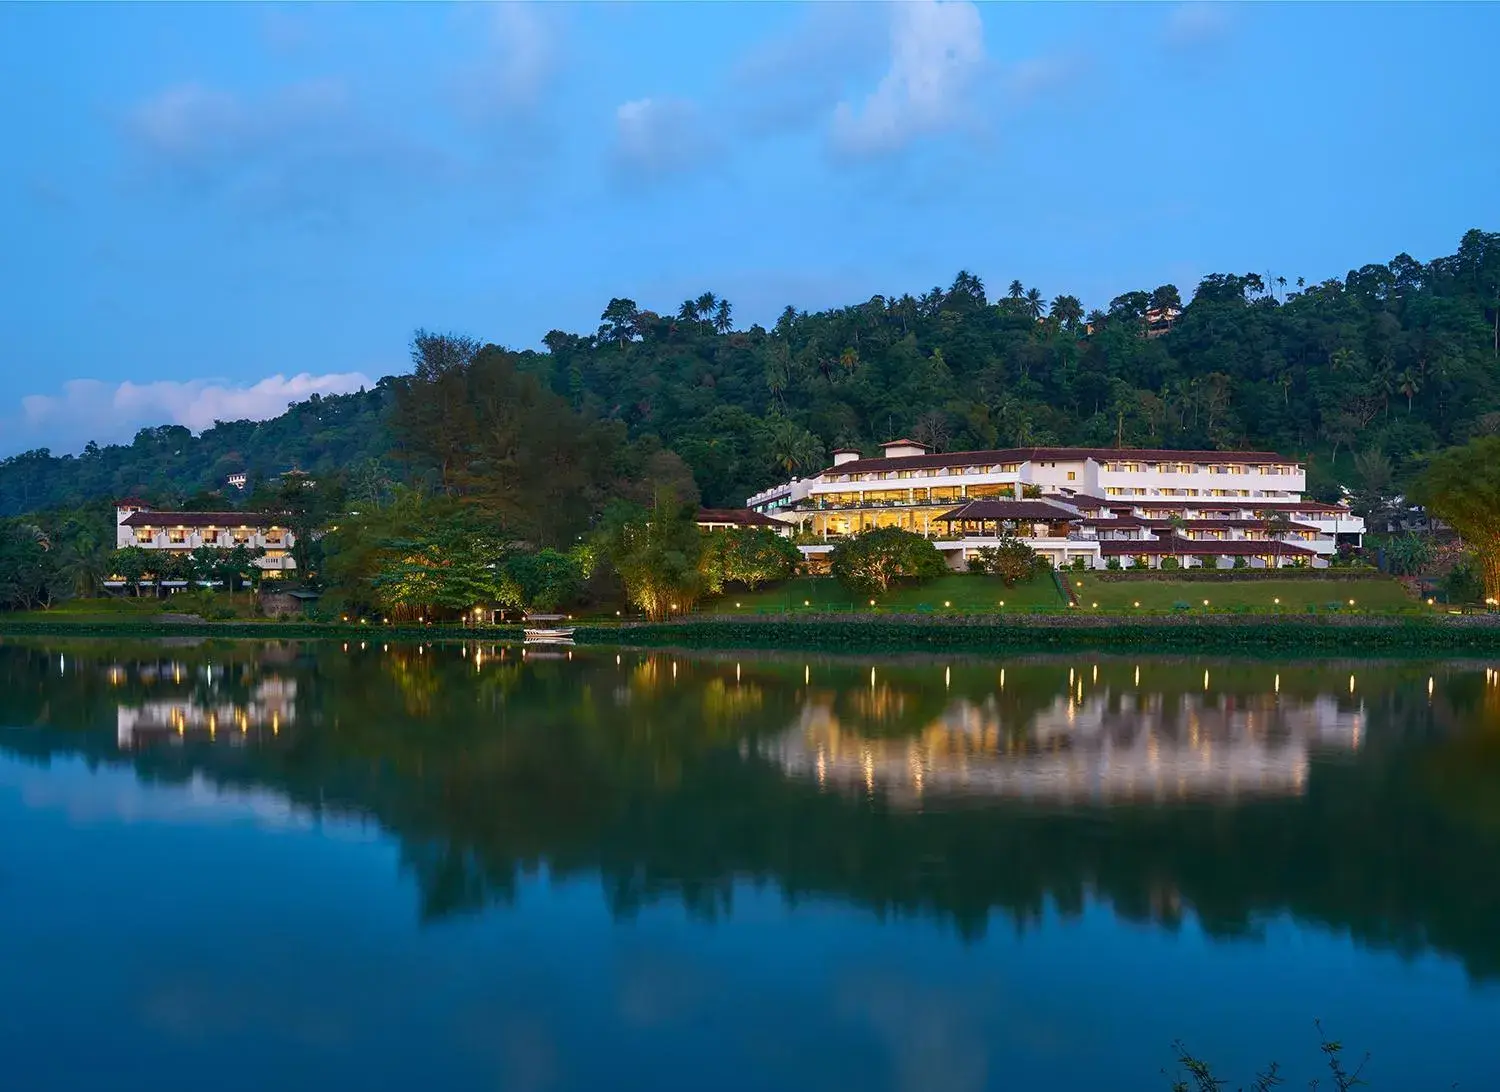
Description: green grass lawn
xmin=3 ymin=593 xmax=265 ymax=622
xmin=1069 ymin=575 xmax=1428 ymax=614
xmin=702 ymin=573 xmax=1065 ymax=615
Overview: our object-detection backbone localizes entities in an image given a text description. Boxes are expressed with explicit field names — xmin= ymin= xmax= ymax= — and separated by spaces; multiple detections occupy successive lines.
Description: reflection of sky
xmin=0 ymin=756 xmax=371 ymax=839
xmin=2 ymin=752 xmax=1500 ymax=1091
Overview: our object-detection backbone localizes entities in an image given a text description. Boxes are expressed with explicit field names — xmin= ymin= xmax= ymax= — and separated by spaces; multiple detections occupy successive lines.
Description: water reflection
xmin=770 ymin=687 xmax=1364 ymax=806
xmin=4 ymin=639 xmax=1500 ymax=982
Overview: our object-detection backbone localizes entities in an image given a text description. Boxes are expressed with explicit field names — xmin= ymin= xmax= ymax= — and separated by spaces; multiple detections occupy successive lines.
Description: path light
xmin=1133 ymin=600 xmax=1140 ymax=608
xmin=735 ymin=602 xmax=741 ymax=608
xmin=616 ymin=610 xmax=622 ymax=616
xmin=870 ymin=599 xmax=876 ymax=607
xmin=1273 ymin=597 xmax=1280 ymax=605
xmin=1348 ymin=598 xmax=1356 ymax=607
xmin=943 ymin=600 xmax=951 ymax=608
xmin=1092 ymin=601 xmax=1098 ymax=608
xmin=1427 ymin=598 xmax=1435 ymax=606
xmin=998 ymin=600 xmax=1005 ymax=607
xmin=1202 ymin=599 xmax=1210 ymax=607
xmin=804 ymin=600 xmax=810 ymax=606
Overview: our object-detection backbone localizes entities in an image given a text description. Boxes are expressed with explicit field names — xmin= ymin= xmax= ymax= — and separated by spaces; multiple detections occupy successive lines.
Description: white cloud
xmin=127 ymin=79 xmax=349 ymax=165
xmin=832 ymin=0 xmax=986 ymax=157
xmin=14 ymin=372 xmax=374 ymax=452
xmin=611 ymin=97 xmax=718 ymax=181
xmin=730 ymin=3 xmax=889 ymax=136
xmin=454 ymin=1 xmax=558 ymax=117
xmin=1164 ymin=2 xmax=1234 ymax=50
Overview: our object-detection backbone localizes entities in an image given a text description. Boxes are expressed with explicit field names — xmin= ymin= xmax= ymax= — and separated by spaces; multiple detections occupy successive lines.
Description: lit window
xmin=1067 ymin=471 xmax=1076 ymax=481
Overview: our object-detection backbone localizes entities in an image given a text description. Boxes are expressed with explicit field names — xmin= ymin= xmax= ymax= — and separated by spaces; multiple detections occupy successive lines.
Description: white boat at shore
xmin=523 ymin=614 xmax=576 ymax=642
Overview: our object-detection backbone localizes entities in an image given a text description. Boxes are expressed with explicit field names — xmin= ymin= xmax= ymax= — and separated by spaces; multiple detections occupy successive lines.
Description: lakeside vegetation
xmin=4 ymin=229 xmax=1500 ymax=626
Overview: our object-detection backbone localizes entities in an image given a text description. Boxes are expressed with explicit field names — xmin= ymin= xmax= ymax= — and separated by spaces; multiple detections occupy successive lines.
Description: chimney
xmin=832 ymin=449 xmax=861 ymax=466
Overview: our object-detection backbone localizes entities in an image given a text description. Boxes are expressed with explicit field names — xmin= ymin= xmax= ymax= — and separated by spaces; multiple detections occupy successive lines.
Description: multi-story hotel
xmin=746 ymin=441 xmax=1363 ymax=570
xmin=110 ymin=499 xmax=300 ymax=584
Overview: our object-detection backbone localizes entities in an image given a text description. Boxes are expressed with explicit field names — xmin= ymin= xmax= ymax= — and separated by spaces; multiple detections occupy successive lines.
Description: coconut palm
xmin=1050 ymin=294 xmax=1084 ymax=331
xmin=1024 ymin=287 xmax=1046 ymax=321
xmin=1007 ymin=279 xmax=1025 ymax=300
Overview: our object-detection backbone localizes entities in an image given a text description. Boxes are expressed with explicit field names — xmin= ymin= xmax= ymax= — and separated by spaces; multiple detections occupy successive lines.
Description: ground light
xmin=1133 ymin=601 xmax=1140 ymax=608
xmin=1202 ymin=599 xmax=1210 ymax=606
xmin=943 ymin=600 xmax=951 ymax=607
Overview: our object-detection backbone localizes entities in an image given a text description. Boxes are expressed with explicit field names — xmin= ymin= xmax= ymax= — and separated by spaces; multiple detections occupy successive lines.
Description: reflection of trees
xmin=3 ymin=643 xmax=1500 ymax=979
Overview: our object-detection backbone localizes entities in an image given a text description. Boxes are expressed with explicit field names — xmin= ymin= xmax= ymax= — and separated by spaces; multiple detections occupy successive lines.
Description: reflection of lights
xmin=945 ymin=666 xmax=950 ymax=689
xmin=1349 ymin=674 xmax=1355 ymax=694
xmin=870 ymin=666 xmax=876 ymax=688
xmin=1428 ymin=676 xmax=1434 ymax=697
xmin=1134 ymin=665 xmax=1140 ymax=686
xmin=1203 ymin=669 xmax=1210 ymax=691
xmin=805 ymin=665 xmax=810 ymax=685
xmin=1274 ymin=673 xmax=1280 ymax=694
xmin=736 ymin=663 xmax=741 ymax=683
xmin=1092 ymin=664 xmax=1098 ymax=683
xmin=1000 ymin=668 xmax=1005 ymax=689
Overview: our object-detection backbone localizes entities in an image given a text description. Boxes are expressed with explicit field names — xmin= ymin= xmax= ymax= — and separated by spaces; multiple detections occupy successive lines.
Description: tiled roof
xmin=932 ymin=500 xmax=1081 ymax=522
xmin=818 ymin=446 xmax=1292 ymax=476
xmin=1099 ymin=537 xmax=1317 ymax=557
xmin=696 ymin=508 xmax=787 ymax=527
xmin=120 ymin=511 xmax=283 ymax=528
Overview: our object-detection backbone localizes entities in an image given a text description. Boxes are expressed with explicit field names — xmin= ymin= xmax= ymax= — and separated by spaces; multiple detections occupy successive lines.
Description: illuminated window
xmin=1067 ymin=471 xmax=1076 ymax=480
xmin=168 ymin=529 xmax=187 ymax=544
xmin=135 ymin=528 xmax=154 ymax=544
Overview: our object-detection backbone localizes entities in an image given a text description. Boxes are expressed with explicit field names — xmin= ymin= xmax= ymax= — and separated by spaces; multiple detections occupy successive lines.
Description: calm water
xmin=2 ymin=639 xmax=1499 ymax=1090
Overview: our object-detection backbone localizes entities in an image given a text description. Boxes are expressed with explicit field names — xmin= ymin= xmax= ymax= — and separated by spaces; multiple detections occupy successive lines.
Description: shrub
xmin=1160 ymin=556 xmax=1180 ymax=571
xmin=967 ymin=537 xmax=1040 ymax=585
xmin=1070 ymin=556 xmax=1088 ymax=571
xmin=1232 ymin=556 xmax=1249 ymax=570
xmin=1172 ymin=600 xmax=1191 ymax=611
xmin=1105 ymin=557 xmax=1122 ymax=570
xmin=829 ymin=526 xmax=946 ymax=594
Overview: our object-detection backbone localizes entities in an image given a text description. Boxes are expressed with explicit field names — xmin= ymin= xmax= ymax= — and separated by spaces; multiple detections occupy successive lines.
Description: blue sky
xmin=1 ymin=1 xmax=1496 ymax=455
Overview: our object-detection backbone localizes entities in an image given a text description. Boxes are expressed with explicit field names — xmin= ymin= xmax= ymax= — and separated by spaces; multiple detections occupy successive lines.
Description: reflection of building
xmin=761 ymin=688 xmax=1364 ymax=806
xmin=746 ymin=443 xmax=1363 ymax=570
xmin=116 ymin=678 xmax=297 ymax=748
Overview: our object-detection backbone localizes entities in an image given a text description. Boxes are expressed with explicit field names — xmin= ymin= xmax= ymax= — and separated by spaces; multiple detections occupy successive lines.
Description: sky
xmin=1 ymin=1 xmax=1496 ymax=456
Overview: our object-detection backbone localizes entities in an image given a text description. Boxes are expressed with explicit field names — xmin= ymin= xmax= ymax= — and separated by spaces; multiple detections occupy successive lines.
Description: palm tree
xmin=1050 ymin=294 xmax=1084 ymax=331
xmin=1167 ymin=514 xmax=1187 ymax=567
xmin=694 ymin=291 xmax=718 ymax=320
xmin=677 ymin=299 xmax=699 ymax=323
xmin=1024 ymin=287 xmax=1045 ymax=321
xmin=1007 ymin=279 xmax=1025 ymax=300
xmin=713 ymin=298 xmax=733 ymax=334
xmin=1398 ymin=367 xmax=1422 ymax=411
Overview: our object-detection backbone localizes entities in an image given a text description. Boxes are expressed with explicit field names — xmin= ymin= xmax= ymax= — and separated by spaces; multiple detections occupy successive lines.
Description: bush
xmin=1105 ymin=557 xmax=1122 ymax=570
xmin=1159 ymin=556 xmax=1180 ymax=571
xmin=1070 ymin=556 xmax=1088 ymax=571
xmin=968 ymin=537 xmax=1042 ymax=586
xmin=1172 ymin=600 xmax=1191 ymax=611
xmin=829 ymin=527 xmax=946 ymax=594
xmin=1233 ymin=556 xmax=1249 ymax=570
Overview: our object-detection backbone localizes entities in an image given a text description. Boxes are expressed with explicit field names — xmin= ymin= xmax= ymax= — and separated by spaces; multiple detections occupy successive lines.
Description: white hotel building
xmin=746 ymin=441 xmax=1363 ymax=570
xmin=110 ymin=499 xmax=300 ymax=583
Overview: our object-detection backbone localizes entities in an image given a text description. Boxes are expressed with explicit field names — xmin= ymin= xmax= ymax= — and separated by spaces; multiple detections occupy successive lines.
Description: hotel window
xmin=168 ymin=529 xmax=187 ymax=544
xmin=1105 ymin=488 xmax=1124 ymax=496
xmin=1067 ymin=471 xmax=1076 ymax=480
xmin=135 ymin=528 xmax=154 ymax=544
xmin=232 ymin=530 xmax=251 ymax=544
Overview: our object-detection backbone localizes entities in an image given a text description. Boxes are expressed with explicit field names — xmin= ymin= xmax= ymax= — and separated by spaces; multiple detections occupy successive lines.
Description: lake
xmin=2 ymin=638 xmax=1498 ymax=1090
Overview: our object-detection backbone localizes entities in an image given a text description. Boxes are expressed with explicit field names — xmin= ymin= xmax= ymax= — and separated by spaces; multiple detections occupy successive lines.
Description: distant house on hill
xmin=695 ymin=508 xmax=792 ymax=536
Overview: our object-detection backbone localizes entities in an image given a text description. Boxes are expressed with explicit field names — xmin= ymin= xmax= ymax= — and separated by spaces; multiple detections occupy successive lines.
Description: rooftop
xmin=120 ymin=511 xmax=283 ymax=528
xmin=819 ymin=446 xmax=1292 ymax=476
xmin=696 ymin=508 xmax=787 ymax=528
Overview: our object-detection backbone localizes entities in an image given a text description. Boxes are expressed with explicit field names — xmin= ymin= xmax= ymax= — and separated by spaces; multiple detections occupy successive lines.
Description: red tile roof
xmin=696 ymin=508 xmax=787 ymax=528
xmin=932 ymin=500 xmax=1081 ymax=522
xmin=1099 ymin=537 xmax=1317 ymax=557
xmin=120 ymin=511 xmax=282 ymax=528
xmin=819 ymin=446 xmax=1292 ymax=476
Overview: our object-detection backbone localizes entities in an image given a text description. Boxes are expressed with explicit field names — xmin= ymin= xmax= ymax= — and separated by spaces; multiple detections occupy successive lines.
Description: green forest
xmin=3 ymin=228 xmax=1497 ymax=521
xmin=4 ymin=229 xmax=1500 ymax=615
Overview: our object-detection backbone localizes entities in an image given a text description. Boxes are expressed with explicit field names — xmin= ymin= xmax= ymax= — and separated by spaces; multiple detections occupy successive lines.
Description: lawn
xmin=702 ymin=573 xmax=1065 ymax=616
xmin=2 ymin=593 xmax=264 ymax=622
xmin=1068 ymin=575 xmax=1428 ymax=614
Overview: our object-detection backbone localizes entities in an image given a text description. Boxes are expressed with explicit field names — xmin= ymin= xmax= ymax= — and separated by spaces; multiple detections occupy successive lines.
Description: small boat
xmin=523 ymin=613 xmax=576 ymax=643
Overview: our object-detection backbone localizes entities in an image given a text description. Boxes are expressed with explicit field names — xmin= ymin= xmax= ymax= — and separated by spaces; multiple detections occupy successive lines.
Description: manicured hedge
xmin=1090 ymin=569 xmax=1386 ymax=583
xmin=574 ymin=614 xmax=1500 ymax=656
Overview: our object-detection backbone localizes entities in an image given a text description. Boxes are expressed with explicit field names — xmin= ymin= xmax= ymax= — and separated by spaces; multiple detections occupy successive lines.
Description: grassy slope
xmin=1068 ymin=575 xmax=1425 ymax=613
xmin=701 ymin=573 xmax=1065 ymax=615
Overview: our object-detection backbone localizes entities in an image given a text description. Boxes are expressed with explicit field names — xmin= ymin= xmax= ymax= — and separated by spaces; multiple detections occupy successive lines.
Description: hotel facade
xmin=746 ymin=442 xmax=1363 ymax=570
xmin=110 ymin=500 xmax=300 ymax=585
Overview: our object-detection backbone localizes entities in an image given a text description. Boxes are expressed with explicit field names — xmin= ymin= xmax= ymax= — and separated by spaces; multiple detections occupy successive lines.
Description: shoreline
xmin=2 ymin=611 xmax=1498 ymax=655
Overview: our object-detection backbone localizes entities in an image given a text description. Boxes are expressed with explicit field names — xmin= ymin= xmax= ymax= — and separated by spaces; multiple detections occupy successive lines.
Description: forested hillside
xmin=4 ymin=228 xmax=1497 ymax=517
xmin=0 ymin=386 xmax=393 ymax=516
